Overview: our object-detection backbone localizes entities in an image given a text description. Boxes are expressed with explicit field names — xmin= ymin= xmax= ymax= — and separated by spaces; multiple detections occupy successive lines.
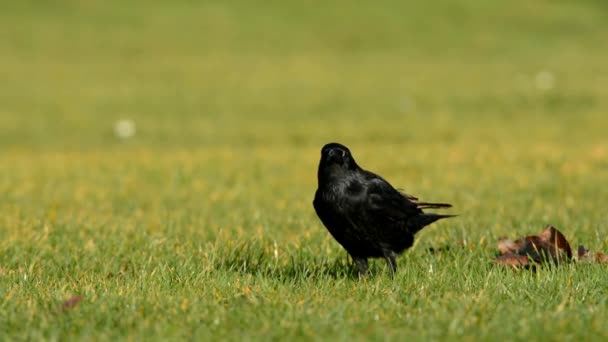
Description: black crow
xmin=313 ymin=142 xmax=454 ymax=276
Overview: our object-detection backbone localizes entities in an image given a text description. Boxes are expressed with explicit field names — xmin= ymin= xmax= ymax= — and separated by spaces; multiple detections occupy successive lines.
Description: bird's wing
xmin=366 ymin=177 xmax=423 ymax=222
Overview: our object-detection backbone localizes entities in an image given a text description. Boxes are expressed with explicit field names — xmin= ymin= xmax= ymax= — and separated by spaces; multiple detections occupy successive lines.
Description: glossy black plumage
xmin=313 ymin=143 xmax=454 ymax=276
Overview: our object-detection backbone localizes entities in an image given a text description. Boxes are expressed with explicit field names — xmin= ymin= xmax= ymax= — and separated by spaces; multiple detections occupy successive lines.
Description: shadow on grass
xmin=210 ymin=240 xmax=389 ymax=281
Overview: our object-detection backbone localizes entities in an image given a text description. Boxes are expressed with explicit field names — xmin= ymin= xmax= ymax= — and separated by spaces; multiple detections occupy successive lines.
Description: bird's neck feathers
xmin=317 ymin=161 xmax=360 ymax=186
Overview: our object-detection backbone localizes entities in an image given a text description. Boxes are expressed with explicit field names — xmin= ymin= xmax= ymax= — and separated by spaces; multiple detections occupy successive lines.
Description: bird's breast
xmin=345 ymin=181 xmax=364 ymax=196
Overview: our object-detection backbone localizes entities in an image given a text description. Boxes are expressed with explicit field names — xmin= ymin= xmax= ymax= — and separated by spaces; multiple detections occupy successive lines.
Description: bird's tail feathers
xmin=409 ymin=213 xmax=456 ymax=234
xmin=415 ymin=202 xmax=452 ymax=209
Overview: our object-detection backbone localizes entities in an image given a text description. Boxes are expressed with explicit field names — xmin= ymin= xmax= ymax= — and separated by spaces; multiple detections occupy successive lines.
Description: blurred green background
xmin=2 ymin=0 xmax=606 ymax=149
xmin=2 ymin=1 xmax=608 ymax=340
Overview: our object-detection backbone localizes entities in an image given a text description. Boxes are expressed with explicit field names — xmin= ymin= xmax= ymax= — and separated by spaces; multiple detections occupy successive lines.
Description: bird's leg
xmin=353 ymin=257 xmax=369 ymax=277
xmin=384 ymin=252 xmax=397 ymax=278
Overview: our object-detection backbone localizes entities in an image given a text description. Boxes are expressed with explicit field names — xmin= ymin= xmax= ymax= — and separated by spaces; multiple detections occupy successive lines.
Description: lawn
xmin=1 ymin=0 xmax=608 ymax=340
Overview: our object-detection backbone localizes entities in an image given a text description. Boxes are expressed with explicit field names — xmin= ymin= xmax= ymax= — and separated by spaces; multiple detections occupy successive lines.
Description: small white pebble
xmin=114 ymin=119 xmax=136 ymax=139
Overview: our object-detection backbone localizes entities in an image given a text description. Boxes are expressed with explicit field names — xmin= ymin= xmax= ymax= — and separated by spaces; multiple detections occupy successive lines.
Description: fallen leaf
xmin=538 ymin=225 xmax=572 ymax=261
xmin=492 ymin=254 xmax=529 ymax=268
xmin=60 ymin=295 xmax=83 ymax=312
xmin=497 ymin=238 xmax=520 ymax=255
xmin=576 ymin=245 xmax=608 ymax=264
xmin=595 ymin=252 xmax=608 ymax=264
xmin=494 ymin=225 xmax=572 ymax=267
xmin=517 ymin=236 xmax=553 ymax=263
xmin=577 ymin=245 xmax=590 ymax=259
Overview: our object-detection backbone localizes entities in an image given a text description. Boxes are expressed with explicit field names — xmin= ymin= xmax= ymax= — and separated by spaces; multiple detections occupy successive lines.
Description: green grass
xmin=1 ymin=0 xmax=608 ymax=340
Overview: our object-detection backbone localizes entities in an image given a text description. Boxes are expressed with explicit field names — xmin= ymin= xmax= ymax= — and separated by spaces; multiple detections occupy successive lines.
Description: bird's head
xmin=318 ymin=143 xmax=359 ymax=181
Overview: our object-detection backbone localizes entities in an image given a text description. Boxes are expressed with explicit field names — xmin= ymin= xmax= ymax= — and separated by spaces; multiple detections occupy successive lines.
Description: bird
xmin=313 ymin=142 xmax=454 ymax=277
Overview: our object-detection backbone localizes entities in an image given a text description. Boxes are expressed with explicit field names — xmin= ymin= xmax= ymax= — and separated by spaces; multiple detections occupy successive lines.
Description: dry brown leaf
xmin=497 ymin=238 xmax=520 ymax=255
xmin=577 ymin=245 xmax=594 ymax=263
xmin=577 ymin=245 xmax=591 ymax=259
xmin=493 ymin=254 xmax=529 ymax=268
xmin=494 ymin=225 xmax=572 ymax=267
xmin=60 ymin=295 xmax=83 ymax=312
xmin=496 ymin=227 xmax=608 ymax=267
xmin=538 ymin=225 xmax=572 ymax=261
xmin=595 ymin=252 xmax=608 ymax=264
xmin=576 ymin=245 xmax=608 ymax=264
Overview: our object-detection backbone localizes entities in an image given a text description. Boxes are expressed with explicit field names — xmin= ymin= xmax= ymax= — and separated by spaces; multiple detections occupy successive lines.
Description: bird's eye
xmin=340 ymin=150 xmax=346 ymax=157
